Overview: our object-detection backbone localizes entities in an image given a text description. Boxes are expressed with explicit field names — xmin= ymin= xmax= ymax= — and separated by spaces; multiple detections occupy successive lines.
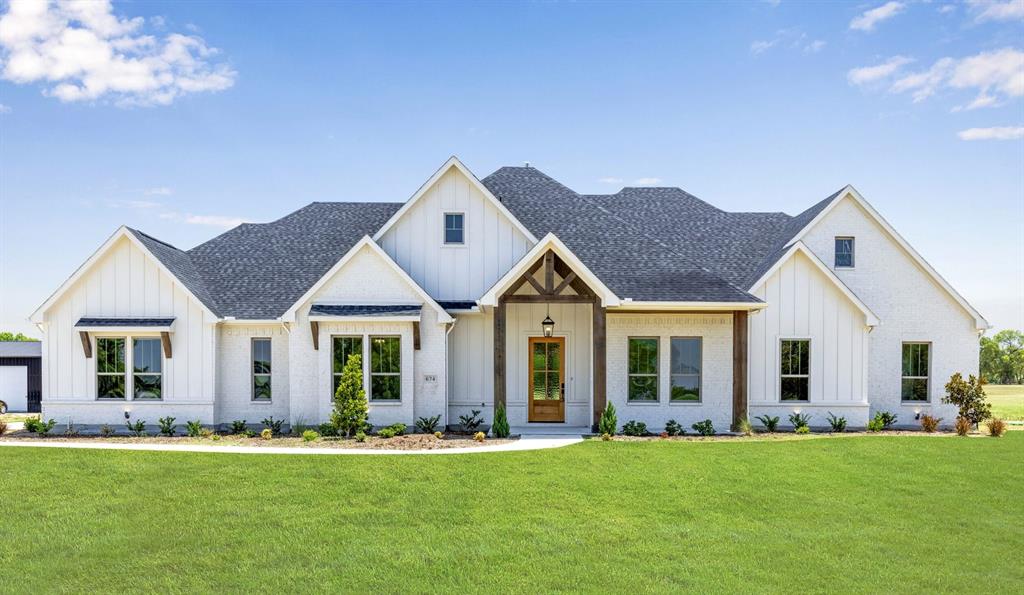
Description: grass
xmin=0 ymin=412 xmax=34 ymax=423
xmin=986 ymin=384 xmax=1024 ymax=421
xmin=2 ymin=435 xmax=1022 ymax=593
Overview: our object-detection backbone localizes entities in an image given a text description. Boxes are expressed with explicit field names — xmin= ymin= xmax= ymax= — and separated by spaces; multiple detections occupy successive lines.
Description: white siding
xmin=748 ymin=249 xmax=870 ymax=427
xmin=378 ymin=167 xmax=533 ymax=300
xmin=800 ymin=196 xmax=977 ymax=425
xmin=216 ymin=324 xmax=290 ymax=425
xmin=40 ymin=235 xmax=216 ymax=425
xmin=607 ymin=313 xmax=734 ymax=433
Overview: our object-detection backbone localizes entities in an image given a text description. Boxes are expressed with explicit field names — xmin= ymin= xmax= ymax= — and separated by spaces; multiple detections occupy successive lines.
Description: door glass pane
xmin=533 ymin=342 xmax=547 ymax=371
xmin=532 ymin=372 xmax=546 ymax=400
xmin=547 ymin=372 xmax=561 ymax=401
xmin=547 ymin=341 xmax=560 ymax=372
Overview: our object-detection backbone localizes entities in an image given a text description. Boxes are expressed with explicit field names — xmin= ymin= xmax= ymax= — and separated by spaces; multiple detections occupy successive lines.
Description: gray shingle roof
xmin=76 ymin=317 xmax=175 ymax=327
xmin=0 ymin=341 xmax=41 ymax=358
xmin=125 ymin=166 xmax=840 ymax=317
xmin=309 ymin=304 xmax=421 ymax=317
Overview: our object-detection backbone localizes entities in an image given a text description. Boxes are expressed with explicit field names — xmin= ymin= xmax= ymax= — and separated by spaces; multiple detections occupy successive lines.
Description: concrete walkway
xmin=0 ymin=434 xmax=584 ymax=456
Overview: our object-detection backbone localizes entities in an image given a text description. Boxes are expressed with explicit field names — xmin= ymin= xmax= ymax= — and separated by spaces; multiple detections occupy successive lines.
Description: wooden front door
xmin=528 ymin=337 xmax=565 ymax=422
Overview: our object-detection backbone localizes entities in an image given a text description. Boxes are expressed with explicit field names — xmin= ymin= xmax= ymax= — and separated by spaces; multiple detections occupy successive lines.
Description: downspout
xmin=444 ymin=317 xmax=458 ymax=429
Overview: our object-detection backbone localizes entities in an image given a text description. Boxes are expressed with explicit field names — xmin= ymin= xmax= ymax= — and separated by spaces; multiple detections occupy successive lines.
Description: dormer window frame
xmin=442 ymin=211 xmax=466 ymax=247
xmin=835 ymin=236 xmax=855 ymax=269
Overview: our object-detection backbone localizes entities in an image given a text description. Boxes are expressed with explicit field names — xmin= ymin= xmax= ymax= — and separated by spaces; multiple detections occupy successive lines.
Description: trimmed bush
xmin=415 ymin=415 xmax=441 ymax=434
xmin=691 ymin=419 xmax=715 ymax=436
xmin=622 ymin=420 xmax=647 ymax=436
xmin=738 ymin=418 xmax=754 ymax=436
xmin=795 ymin=425 xmax=811 ymax=435
xmin=954 ymin=416 xmax=972 ymax=436
xmin=473 ymin=431 xmax=485 ymax=442
xmin=302 ymin=429 xmax=319 ymax=442
xmin=788 ymin=413 xmax=812 ymax=430
xmin=354 ymin=430 xmax=367 ymax=443
xmin=125 ymin=419 xmax=146 ymax=437
xmin=317 ymin=423 xmax=338 ymax=437
xmin=99 ymin=424 xmax=114 ymax=437
xmin=157 ymin=416 xmax=177 ymax=437
xmin=185 ymin=420 xmax=202 ymax=437
xmin=876 ymin=411 xmax=898 ymax=429
xmin=492 ymin=404 xmax=510 ymax=438
xmin=867 ymin=417 xmax=884 ymax=432
xmin=229 ymin=420 xmax=248 ymax=435
xmin=458 ymin=410 xmax=484 ymax=432
xmin=665 ymin=419 xmax=684 ymax=436
xmin=261 ymin=416 xmax=284 ymax=436
xmin=598 ymin=403 xmax=617 ymax=436
xmin=332 ymin=353 xmax=368 ymax=437
xmin=261 ymin=428 xmax=273 ymax=440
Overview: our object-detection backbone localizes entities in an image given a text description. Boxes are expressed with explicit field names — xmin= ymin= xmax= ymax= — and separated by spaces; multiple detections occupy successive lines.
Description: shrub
xmin=691 ymin=419 xmax=715 ymax=436
xmin=211 ymin=433 xmax=221 ymax=441
xmin=125 ymin=419 xmax=146 ymax=437
xmin=987 ymin=418 xmax=1007 ymax=437
xmin=738 ymin=418 xmax=754 ymax=436
xmin=23 ymin=416 xmax=40 ymax=433
xmin=826 ymin=412 xmax=847 ymax=433
xmin=332 ymin=353 xmax=368 ymax=437
xmin=755 ymin=415 xmax=780 ymax=433
xmin=867 ymin=417 xmax=885 ymax=432
xmin=876 ymin=411 xmax=898 ymax=429
xmin=795 ymin=425 xmax=811 ymax=435
xmin=415 ymin=415 xmax=441 ymax=434
xmin=433 ymin=431 xmax=443 ymax=439
xmin=943 ymin=373 xmax=991 ymax=428
xmin=354 ymin=430 xmax=367 ymax=442
xmin=601 ymin=433 xmax=612 ymax=441
xmin=458 ymin=410 xmax=484 ymax=432
xmin=492 ymin=405 xmax=510 ymax=438
xmin=261 ymin=428 xmax=273 ymax=440
xmin=185 ymin=420 xmax=202 ymax=437
xmin=157 ymin=416 xmax=177 ymax=437
xmin=39 ymin=418 xmax=58 ymax=436
xmin=229 ymin=420 xmax=248 ymax=435
xmin=788 ymin=413 xmax=811 ymax=430
xmin=954 ymin=416 xmax=972 ymax=436
xmin=241 ymin=429 xmax=257 ymax=438
xmin=200 ymin=427 xmax=215 ymax=438
xmin=598 ymin=403 xmax=617 ymax=435
xmin=665 ymin=419 xmax=685 ymax=436
xmin=317 ymin=423 xmax=338 ymax=437
xmin=622 ymin=420 xmax=647 ymax=436
xmin=100 ymin=424 xmax=114 ymax=437
xmin=0 ymin=419 xmax=7 ymax=436
xmin=261 ymin=416 xmax=284 ymax=436
xmin=378 ymin=427 xmax=398 ymax=439
xmin=473 ymin=431 xmax=485 ymax=442
xmin=292 ymin=424 xmax=307 ymax=435
xmin=920 ymin=415 xmax=942 ymax=433
xmin=302 ymin=429 xmax=319 ymax=442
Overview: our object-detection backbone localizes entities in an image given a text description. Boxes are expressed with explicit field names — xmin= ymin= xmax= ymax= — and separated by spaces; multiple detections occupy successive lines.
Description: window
xmin=444 ymin=212 xmax=464 ymax=245
xmin=132 ymin=338 xmax=163 ymax=400
xmin=780 ymin=339 xmax=810 ymax=401
xmin=97 ymin=337 xmax=126 ymax=399
xmin=627 ymin=338 xmax=659 ymax=402
xmin=835 ymin=237 xmax=855 ymax=268
xmin=902 ymin=342 xmax=930 ymax=402
xmin=332 ymin=336 xmax=363 ymax=395
xmin=670 ymin=338 xmax=701 ymax=402
xmin=370 ymin=336 xmax=401 ymax=401
xmin=252 ymin=338 xmax=272 ymax=401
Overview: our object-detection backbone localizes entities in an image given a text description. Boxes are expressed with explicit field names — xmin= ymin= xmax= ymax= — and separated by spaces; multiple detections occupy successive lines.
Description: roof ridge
xmin=126 ymin=227 xmax=184 ymax=252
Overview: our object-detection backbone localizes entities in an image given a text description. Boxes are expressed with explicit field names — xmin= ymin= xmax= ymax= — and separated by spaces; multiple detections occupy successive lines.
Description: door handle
xmin=560 ymin=382 xmax=565 ymax=398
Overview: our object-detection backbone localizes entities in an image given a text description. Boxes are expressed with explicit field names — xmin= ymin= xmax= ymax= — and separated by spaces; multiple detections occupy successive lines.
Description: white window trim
xmin=669 ymin=336 xmax=702 ymax=404
xmin=330 ymin=334 xmax=363 ymax=401
xmin=368 ymin=335 xmax=402 ymax=403
xmin=251 ymin=337 xmax=272 ymax=403
xmin=779 ymin=337 xmax=811 ymax=403
xmin=94 ymin=333 xmax=164 ymax=401
xmin=442 ymin=211 xmax=467 ymax=248
xmin=835 ymin=236 xmax=855 ymax=269
xmin=627 ymin=336 xmax=659 ymax=403
xmin=900 ymin=341 xmax=932 ymax=403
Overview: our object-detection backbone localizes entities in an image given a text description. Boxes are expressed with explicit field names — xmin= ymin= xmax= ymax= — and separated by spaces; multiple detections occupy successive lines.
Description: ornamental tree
xmin=332 ymin=353 xmax=368 ymax=437
xmin=943 ymin=372 xmax=991 ymax=427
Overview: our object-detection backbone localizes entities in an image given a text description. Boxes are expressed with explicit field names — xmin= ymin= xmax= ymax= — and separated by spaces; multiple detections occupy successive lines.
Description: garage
xmin=0 ymin=341 xmax=41 ymax=413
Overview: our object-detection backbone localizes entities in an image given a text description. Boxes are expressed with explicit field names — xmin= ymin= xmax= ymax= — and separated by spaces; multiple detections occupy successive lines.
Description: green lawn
xmin=1 ymin=435 xmax=1022 ymax=593
xmin=987 ymin=384 xmax=1024 ymax=421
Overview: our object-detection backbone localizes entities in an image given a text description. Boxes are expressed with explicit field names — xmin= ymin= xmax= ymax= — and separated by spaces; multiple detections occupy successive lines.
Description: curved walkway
xmin=0 ymin=434 xmax=584 ymax=456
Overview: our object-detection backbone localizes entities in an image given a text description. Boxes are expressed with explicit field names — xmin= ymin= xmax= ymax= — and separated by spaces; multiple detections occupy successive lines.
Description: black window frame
xmin=780 ymin=339 xmax=810 ymax=402
xmin=443 ymin=212 xmax=465 ymax=245
xmin=252 ymin=337 xmax=272 ymax=402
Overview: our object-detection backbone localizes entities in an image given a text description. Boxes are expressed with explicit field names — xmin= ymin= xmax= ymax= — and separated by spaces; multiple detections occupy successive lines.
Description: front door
xmin=528 ymin=337 xmax=565 ymax=422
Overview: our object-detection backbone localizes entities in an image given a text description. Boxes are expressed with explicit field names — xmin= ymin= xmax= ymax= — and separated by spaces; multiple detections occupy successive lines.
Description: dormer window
xmin=444 ymin=212 xmax=465 ymax=245
xmin=835 ymin=237 xmax=854 ymax=268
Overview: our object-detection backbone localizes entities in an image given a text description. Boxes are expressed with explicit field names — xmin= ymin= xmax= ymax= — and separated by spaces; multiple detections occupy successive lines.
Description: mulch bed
xmin=0 ymin=431 xmax=515 ymax=450
xmin=593 ymin=430 xmax=966 ymax=442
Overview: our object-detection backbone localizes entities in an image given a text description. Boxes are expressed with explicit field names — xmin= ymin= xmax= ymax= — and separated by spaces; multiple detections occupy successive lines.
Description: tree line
xmin=980 ymin=330 xmax=1024 ymax=385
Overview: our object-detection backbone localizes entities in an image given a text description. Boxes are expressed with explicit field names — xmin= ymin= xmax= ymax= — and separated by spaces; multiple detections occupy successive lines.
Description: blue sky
xmin=1 ymin=0 xmax=1022 ymax=336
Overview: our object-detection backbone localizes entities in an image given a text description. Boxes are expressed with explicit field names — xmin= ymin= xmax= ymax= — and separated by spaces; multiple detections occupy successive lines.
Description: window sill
xmin=900 ymin=401 xmax=931 ymax=405
xmin=669 ymin=401 xmax=704 ymax=406
xmin=441 ymin=244 xmax=468 ymax=249
xmin=250 ymin=400 xmax=274 ymax=405
xmin=369 ymin=400 xmax=403 ymax=406
xmin=626 ymin=401 xmax=662 ymax=406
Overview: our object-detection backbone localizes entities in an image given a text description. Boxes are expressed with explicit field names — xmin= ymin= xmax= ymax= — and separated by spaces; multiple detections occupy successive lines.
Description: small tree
xmin=598 ymin=402 xmax=617 ymax=435
xmin=331 ymin=354 xmax=368 ymax=437
xmin=492 ymin=404 xmax=510 ymax=438
xmin=943 ymin=372 xmax=991 ymax=428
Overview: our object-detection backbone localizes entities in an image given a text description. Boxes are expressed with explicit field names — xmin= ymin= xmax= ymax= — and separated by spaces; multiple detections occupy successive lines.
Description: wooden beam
xmin=79 ymin=331 xmax=92 ymax=358
xmin=526 ymin=275 xmax=547 ymax=295
xmin=506 ymin=258 xmax=546 ymax=296
xmin=592 ymin=300 xmax=607 ymax=431
xmin=503 ymin=294 xmax=595 ymax=304
xmin=553 ymin=272 xmax=577 ymax=295
xmin=543 ymin=251 xmax=555 ymax=294
xmin=553 ymin=257 xmax=594 ymax=297
xmin=412 ymin=321 xmax=421 ymax=350
xmin=731 ymin=310 xmax=748 ymax=431
xmin=160 ymin=331 xmax=172 ymax=358
xmin=493 ymin=298 xmax=506 ymax=410
xmin=310 ymin=320 xmax=320 ymax=351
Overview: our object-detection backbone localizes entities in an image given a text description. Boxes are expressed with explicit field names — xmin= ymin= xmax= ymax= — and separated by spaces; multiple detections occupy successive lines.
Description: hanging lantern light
xmin=542 ymin=304 xmax=555 ymax=337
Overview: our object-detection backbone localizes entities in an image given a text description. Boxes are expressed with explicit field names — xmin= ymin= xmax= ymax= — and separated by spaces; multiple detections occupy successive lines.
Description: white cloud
xmin=0 ymin=102 xmax=10 ymax=113
xmin=889 ymin=48 xmax=1024 ymax=108
xmin=751 ymin=39 xmax=778 ymax=55
xmin=143 ymin=186 xmax=173 ymax=196
xmin=957 ymin=126 xmax=1024 ymax=140
xmin=597 ymin=177 xmax=623 ymax=184
xmin=0 ymin=0 xmax=235 ymax=107
xmin=632 ymin=177 xmax=663 ymax=186
xmin=938 ymin=4 xmax=957 ymax=14
xmin=184 ymin=214 xmax=247 ymax=228
xmin=850 ymin=2 xmax=906 ymax=31
xmin=751 ymin=29 xmax=825 ymax=56
xmin=847 ymin=56 xmax=914 ymax=85
xmin=804 ymin=40 xmax=826 ymax=54
xmin=968 ymin=0 xmax=1024 ymax=22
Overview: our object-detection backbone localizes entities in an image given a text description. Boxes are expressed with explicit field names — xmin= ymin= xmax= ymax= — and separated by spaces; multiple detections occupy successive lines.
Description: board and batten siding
xmin=377 ymin=167 xmax=534 ymax=301
xmin=748 ymin=249 xmax=870 ymax=425
xmin=40 ymin=236 xmax=216 ymax=424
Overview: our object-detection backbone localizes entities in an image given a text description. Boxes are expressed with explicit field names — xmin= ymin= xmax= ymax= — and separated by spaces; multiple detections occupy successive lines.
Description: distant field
xmin=987 ymin=385 xmax=1024 ymax=421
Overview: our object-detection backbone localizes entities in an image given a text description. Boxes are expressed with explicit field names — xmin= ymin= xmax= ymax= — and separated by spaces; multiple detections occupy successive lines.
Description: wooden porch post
xmin=731 ymin=310 xmax=748 ymax=431
xmin=592 ymin=298 xmax=606 ymax=430
xmin=493 ymin=297 xmax=507 ymax=411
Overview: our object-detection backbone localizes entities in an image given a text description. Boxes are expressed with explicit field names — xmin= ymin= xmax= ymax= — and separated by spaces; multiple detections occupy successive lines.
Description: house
xmin=30 ymin=157 xmax=988 ymax=432
xmin=0 ymin=341 xmax=41 ymax=413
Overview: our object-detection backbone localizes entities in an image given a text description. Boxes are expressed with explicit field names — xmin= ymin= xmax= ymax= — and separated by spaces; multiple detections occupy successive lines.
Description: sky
xmin=0 ymin=0 xmax=1022 ymax=338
